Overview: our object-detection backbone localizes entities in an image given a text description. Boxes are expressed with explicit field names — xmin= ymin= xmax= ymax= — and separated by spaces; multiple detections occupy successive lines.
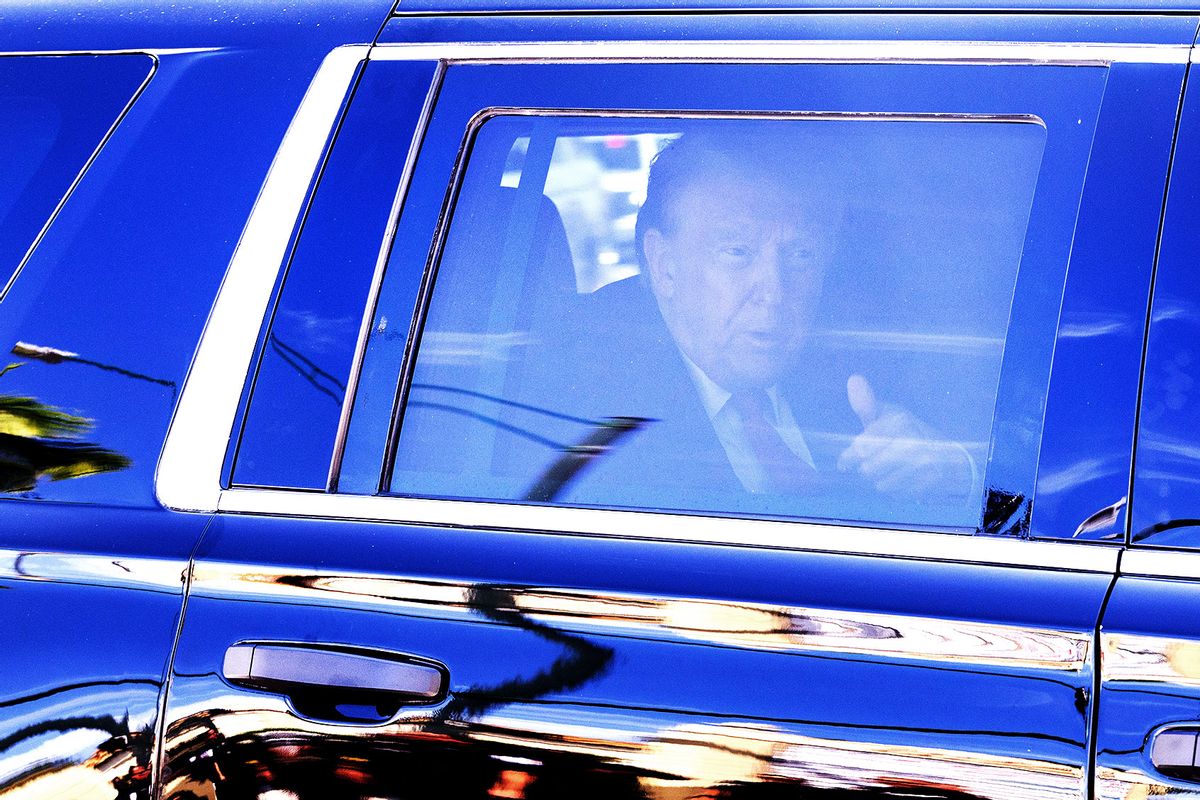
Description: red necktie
xmin=730 ymin=389 xmax=818 ymax=493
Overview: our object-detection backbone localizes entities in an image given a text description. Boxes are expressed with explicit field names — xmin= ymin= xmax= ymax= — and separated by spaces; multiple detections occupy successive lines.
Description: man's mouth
xmin=745 ymin=330 xmax=783 ymax=348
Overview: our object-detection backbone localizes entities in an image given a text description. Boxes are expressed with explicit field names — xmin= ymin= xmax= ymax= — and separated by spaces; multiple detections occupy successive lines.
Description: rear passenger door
xmin=1096 ymin=46 xmax=1200 ymax=800
xmin=158 ymin=20 xmax=1190 ymax=800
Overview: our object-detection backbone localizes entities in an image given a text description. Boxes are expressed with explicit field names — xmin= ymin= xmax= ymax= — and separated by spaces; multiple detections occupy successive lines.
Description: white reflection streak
xmin=810 ymin=329 xmax=1003 ymax=356
xmin=1036 ymin=457 xmax=1116 ymax=496
xmin=1139 ymin=432 xmax=1200 ymax=462
xmin=416 ymin=331 xmax=533 ymax=365
xmin=1096 ymin=764 xmax=1200 ymax=799
xmin=192 ymin=564 xmax=1088 ymax=671
xmin=0 ymin=551 xmax=184 ymax=592
xmin=0 ymin=729 xmax=107 ymax=785
xmin=277 ymin=309 xmax=357 ymax=353
xmin=1103 ymin=632 xmax=1200 ymax=687
xmin=775 ymin=734 xmax=1079 ymax=799
xmin=1151 ymin=301 xmax=1195 ymax=324
xmin=1056 ymin=317 xmax=1131 ymax=339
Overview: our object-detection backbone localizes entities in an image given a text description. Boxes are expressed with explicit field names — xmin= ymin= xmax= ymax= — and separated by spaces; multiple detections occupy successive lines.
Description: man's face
xmin=645 ymin=167 xmax=833 ymax=391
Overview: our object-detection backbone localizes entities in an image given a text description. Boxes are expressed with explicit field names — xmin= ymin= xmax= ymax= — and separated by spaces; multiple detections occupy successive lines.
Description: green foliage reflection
xmin=0 ymin=362 xmax=131 ymax=492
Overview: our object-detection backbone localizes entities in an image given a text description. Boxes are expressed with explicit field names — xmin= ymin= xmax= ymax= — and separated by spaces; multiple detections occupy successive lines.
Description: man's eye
xmin=782 ymin=248 xmax=818 ymax=269
xmin=719 ymin=245 xmax=752 ymax=259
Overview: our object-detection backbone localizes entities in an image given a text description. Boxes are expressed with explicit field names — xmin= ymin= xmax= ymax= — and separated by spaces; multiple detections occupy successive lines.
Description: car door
xmin=157 ymin=16 xmax=1190 ymax=799
xmin=1095 ymin=38 xmax=1200 ymax=800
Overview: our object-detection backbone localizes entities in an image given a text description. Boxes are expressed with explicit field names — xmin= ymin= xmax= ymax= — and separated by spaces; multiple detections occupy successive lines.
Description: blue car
xmin=3 ymin=1 xmax=1200 ymax=797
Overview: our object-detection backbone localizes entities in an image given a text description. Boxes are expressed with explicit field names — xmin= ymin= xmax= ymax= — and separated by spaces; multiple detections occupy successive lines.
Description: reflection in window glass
xmin=503 ymin=133 xmax=676 ymax=292
xmin=390 ymin=114 xmax=1046 ymax=530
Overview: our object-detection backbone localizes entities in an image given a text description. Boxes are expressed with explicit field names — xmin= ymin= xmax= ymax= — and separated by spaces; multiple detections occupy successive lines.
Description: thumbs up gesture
xmin=837 ymin=374 xmax=974 ymax=500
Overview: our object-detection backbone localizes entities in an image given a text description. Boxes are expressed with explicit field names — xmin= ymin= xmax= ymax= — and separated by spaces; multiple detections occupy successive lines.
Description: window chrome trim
xmin=370 ymin=40 xmax=1189 ymax=66
xmin=157 ymin=44 xmax=371 ymax=512
xmin=217 ymin=488 xmax=1118 ymax=572
xmin=1121 ymin=548 xmax=1200 ymax=579
xmin=475 ymin=107 xmax=1046 ymax=125
xmin=327 ymin=61 xmax=447 ymax=492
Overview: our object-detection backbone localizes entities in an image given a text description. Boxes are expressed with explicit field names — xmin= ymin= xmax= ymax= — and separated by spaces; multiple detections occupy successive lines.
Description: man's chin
xmin=717 ymin=362 xmax=783 ymax=391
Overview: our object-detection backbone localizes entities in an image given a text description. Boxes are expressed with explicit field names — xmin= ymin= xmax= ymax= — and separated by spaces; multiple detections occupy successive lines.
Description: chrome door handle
xmin=1151 ymin=726 xmax=1200 ymax=781
xmin=223 ymin=642 xmax=445 ymax=700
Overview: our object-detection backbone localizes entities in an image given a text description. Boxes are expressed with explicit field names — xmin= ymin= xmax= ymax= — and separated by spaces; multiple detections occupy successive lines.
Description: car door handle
xmin=223 ymin=642 xmax=446 ymax=700
xmin=1151 ymin=726 xmax=1200 ymax=780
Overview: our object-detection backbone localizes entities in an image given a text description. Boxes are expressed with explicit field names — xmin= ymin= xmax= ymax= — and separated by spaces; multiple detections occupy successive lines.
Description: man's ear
xmin=643 ymin=228 xmax=673 ymax=299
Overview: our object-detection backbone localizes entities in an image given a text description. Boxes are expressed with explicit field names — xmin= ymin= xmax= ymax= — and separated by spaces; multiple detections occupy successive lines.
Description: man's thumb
xmin=847 ymin=374 xmax=879 ymax=428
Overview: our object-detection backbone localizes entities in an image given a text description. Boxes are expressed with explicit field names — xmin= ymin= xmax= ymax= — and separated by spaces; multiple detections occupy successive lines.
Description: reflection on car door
xmin=163 ymin=513 xmax=1112 ymax=799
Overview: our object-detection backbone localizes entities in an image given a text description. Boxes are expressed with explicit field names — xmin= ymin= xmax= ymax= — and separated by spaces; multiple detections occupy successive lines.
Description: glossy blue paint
xmin=0 ymin=498 xmax=208 ymax=560
xmin=232 ymin=60 xmax=440 ymax=491
xmin=164 ymin=511 xmax=1110 ymax=796
xmin=0 ymin=4 xmax=394 ymax=507
xmin=1030 ymin=61 xmax=1185 ymax=543
xmin=1130 ymin=64 xmax=1200 ymax=548
xmin=338 ymin=60 xmax=1106 ymax=535
xmin=0 ymin=502 xmax=207 ymax=797
xmin=0 ymin=2 xmax=393 ymax=53
xmin=382 ymin=10 xmax=1200 ymax=47
xmin=1096 ymin=575 xmax=1200 ymax=794
xmin=0 ymin=5 xmax=395 ymax=798
xmin=0 ymin=54 xmax=153 ymax=296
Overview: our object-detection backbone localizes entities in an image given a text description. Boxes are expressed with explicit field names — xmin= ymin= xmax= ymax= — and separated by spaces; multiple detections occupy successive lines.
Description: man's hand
xmin=837 ymin=374 xmax=974 ymax=501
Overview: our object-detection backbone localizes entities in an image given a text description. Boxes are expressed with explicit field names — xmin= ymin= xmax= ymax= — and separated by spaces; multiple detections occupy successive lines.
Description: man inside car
xmin=561 ymin=130 xmax=976 ymax=514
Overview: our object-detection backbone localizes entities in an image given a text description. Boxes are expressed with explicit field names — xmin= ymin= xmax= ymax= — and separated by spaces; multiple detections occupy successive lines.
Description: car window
xmin=386 ymin=113 xmax=1045 ymax=530
xmin=325 ymin=60 xmax=1107 ymax=541
xmin=1129 ymin=87 xmax=1200 ymax=548
xmin=231 ymin=61 xmax=439 ymax=491
xmin=0 ymin=55 xmax=153 ymax=295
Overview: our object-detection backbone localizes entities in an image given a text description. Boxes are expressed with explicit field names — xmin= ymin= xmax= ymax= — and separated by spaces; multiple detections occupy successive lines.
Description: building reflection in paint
xmin=162 ymin=563 xmax=1092 ymax=800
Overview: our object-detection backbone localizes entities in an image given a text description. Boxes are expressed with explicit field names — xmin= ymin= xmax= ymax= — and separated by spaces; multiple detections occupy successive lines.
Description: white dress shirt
xmin=680 ymin=354 xmax=815 ymax=493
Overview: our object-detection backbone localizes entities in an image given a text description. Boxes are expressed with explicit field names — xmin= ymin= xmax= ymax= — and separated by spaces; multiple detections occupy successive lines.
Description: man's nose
xmin=751 ymin=249 xmax=783 ymax=306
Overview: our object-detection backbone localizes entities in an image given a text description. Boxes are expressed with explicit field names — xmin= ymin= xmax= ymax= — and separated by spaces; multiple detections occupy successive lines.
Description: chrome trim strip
xmin=370 ymin=40 xmax=1190 ymax=65
xmin=1121 ymin=548 xmax=1200 ymax=579
xmin=217 ymin=488 xmax=1118 ymax=571
xmin=192 ymin=559 xmax=1092 ymax=669
xmin=156 ymin=44 xmax=370 ymax=512
xmin=327 ymin=61 xmax=446 ymax=491
xmin=1102 ymin=630 xmax=1200 ymax=687
xmin=0 ymin=53 xmax=158 ymax=303
xmin=484 ymin=107 xmax=1045 ymax=125
xmin=0 ymin=550 xmax=185 ymax=593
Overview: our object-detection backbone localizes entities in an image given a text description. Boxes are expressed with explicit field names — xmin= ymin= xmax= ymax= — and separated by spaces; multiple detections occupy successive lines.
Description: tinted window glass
xmin=232 ymin=61 xmax=439 ymax=490
xmin=0 ymin=55 xmax=153 ymax=291
xmin=388 ymin=114 xmax=1045 ymax=530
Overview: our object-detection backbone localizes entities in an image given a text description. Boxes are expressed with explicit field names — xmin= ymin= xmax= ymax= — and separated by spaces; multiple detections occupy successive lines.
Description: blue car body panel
xmin=0 ymin=2 xmax=1198 ymax=798
xmin=0 ymin=4 xmax=396 ymax=797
